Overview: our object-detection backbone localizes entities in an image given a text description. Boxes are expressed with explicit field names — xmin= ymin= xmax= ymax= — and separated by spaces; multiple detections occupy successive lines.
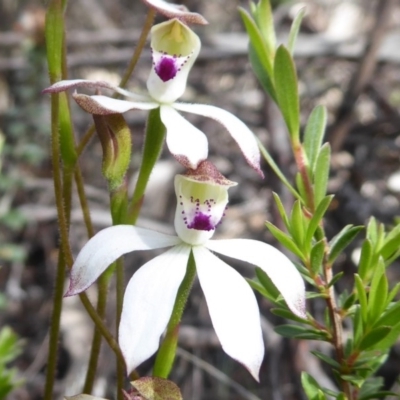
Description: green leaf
xmin=341 ymin=293 xmax=356 ymax=310
xmin=271 ymin=308 xmax=309 ymax=324
xmin=275 ymin=325 xmax=329 ymax=341
xmin=272 ymin=192 xmax=290 ymax=230
xmin=309 ymin=240 xmax=325 ymax=275
xmin=265 ymin=221 xmax=304 ymax=259
xmin=372 ymin=320 xmax=400 ymax=350
xmin=303 ymin=105 xmax=327 ymax=173
xmin=248 ymin=45 xmax=277 ymax=100
xmin=255 ymin=267 xmax=280 ymax=300
xmin=387 ymin=282 xmax=400 ymax=303
xmin=274 ymin=45 xmax=300 ymax=141
xmin=380 ymin=222 xmax=400 ymax=260
xmin=328 ymin=225 xmax=363 ymax=264
xmin=366 ymin=217 xmax=378 ymax=243
xmin=247 ymin=278 xmax=272 ymax=300
xmin=340 ymin=375 xmax=365 ymax=388
xmin=327 ymin=271 xmax=344 ymax=288
xmin=358 ymin=327 xmax=391 ymax=351
xmin=289 ymin=200 xmax=305 ymax=247
xmin=301 ymin=372 xmax=327 ymax=400
xmin=353 ymin=306 xmax=364 ymax=344
xmin=239 ymin=8 xmax=273 ymax=77
xmin=254 ymin=0 xmax=276 ymax=56
xmin=310 ymin=350 xmax=340 ymax=369
xmin=357 ymin=240 xmax=372 ymax=281
xmin=296 ymin=172 xmax=308 ymax=202
xmin=313 ymin=143 xmax=331 ymax=207
xmin=287 ymin=7 xmax=306 ymax=54
xmin=354 ymin=274 xmax=368 ymax=323
xmin=305 ymin=195 xmax=333 ymax=246
xmin=367 ymin=259 xmax=387 ymax=325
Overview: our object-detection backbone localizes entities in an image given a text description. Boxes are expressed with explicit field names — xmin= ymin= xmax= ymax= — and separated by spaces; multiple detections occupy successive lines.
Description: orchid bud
xmin=147 ymin=19 xmax=201 ymax=104
xmin=93 ymin=114 xmax=132 ymax=190
xmin=174 ymin=161 xmax=237 ymax=245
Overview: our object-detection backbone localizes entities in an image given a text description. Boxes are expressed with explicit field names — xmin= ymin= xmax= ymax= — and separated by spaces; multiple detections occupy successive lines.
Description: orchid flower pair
xmin=44 ymin=17 xmax=263 ymax=176
xmin=65 ymin=161 xmax=306 ymax=380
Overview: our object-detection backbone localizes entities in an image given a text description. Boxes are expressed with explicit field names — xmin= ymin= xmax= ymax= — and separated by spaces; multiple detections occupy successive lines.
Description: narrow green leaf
xmin=374 ymin=301 xmax=400 ymax=328
xmin=255 ymin=267 xmax=280 ymax=300
xmin=301 ymin=372 xmax=327 ymax=400
xmin=255 ymin=0 xmax=276 ymax=56
xmin=288 ymin=7 xmax=306 ymax=53
xmin=328 ymin=272 xmax=344 ymax=288
xmin=310 ymin=240 xmax=325 ymax=275
xmin=258 ymin=139 xmax=301 ymax=199
xmin=289 ymin=200 xmax=305 ymax=247
xmin=354 ymin=274 xmax=368 ymax=323
xmin=296 ymin=172 xmax=308 ymax=202
xmin=273 ymin=45 xmax=300 ymax=141
xmin=387 ymin=282 xmax=400 ymax=303
xmin=366 ymin=217 xmax=378 ymax=243
xmin=367 ymin=259 xmax=388 ymax=325
xmin=342 ymin=293 xmax=356 ymax=310
xmin=303 ymin=105 xmax=327 ymax=173
xmin=275 ymin=325 xmax=329 ymax=340
xmin=340 ymin=375 xmax=365 ymax=388
xmin=246 ymin=278 xmax=272 ymax=300
xmin=271 ymin=308 xmax=309 ymax=324
xmin=310 ymin=350 xmax=340 ymax=369
xmin=313 ymin=143 xmax=331 ymax=207
xmin=239 ymin=8 xmax=273 ymax=77
xmin=328 ymin=225 xmax=363 ymax=264
xmin=380 ymin=222 xmax=400 ymax=260
xmin=353 ymin=306 xmax=363 ymax=344
xmin=357 ymin=240 xmax=372 ymax=281
xmin=272 ymin=192 xmax=290 ymax=230
xmin=249 ymin=45 xmax=277 ymax=100
xmin=265 ymin=221 xmax=305 ymax=259
xmin=372 ymin=321 xmax=400 ymax=350
xmin=305 ymin=195 xmax=333 ymax=246
xmin=358 ymin=326 xmax=391 ymax=351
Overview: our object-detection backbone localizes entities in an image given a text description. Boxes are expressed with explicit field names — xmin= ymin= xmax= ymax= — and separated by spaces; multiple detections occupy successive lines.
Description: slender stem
xmin=116 ymin=258 xmax=125 ymax=400
xmin=153 ymin=251 xmax=196 ymax=378
xmin=79 ymin=292 xmax=125 ymax=366
xmin=118 ymin=8 xmax=156 ymax=90
xmin=83 ymin=272 xmax=111 ymax=393
xmin=74 ymin=167 xmax=95 ymax=237
xmin=43 ymin=253 xmax=67 ymax=400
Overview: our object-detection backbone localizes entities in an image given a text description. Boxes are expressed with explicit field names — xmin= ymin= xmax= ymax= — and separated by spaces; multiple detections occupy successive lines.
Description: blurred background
xmin=0 ymin=0 xmax=400 ymax=399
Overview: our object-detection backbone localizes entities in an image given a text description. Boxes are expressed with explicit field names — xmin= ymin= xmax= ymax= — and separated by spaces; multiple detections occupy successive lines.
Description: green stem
xmin=118 ymin=8 xmax=156 ymax=90
xmin=43 ymin=253 xmax=67 ymax=400
xmin=83 ymin=272 xmax=111 ymax=394
xmin=127 ymin=108 xmax=165 ymax=224
xmin=74 ymin=167 xmax=95 ymax=237
xmin=153 ymin=251 xmax=196 ymax=378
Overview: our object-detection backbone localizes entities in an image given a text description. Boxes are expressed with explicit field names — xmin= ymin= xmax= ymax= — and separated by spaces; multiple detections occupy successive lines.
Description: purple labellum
xmin=180 ymin=196 xmax=224 ymax=232
xmin=187 ymin=212 xmax=213 ymax=231
xmin=155 ymin=56 xmax=179 ymax=82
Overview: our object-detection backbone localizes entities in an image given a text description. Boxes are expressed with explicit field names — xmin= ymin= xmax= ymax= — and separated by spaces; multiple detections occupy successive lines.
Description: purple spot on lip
xmin=155 ymin=57 xmax=178 ymax=82
xmin=187 ymin=213 xmax=214 ymax=231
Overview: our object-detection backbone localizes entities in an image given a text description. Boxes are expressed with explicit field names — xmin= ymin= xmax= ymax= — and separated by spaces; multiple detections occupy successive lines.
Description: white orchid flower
xmin=43 ymin=19 xmax=263 ymax=176
xmin=65 ymin=161 xmax=305 ymax=380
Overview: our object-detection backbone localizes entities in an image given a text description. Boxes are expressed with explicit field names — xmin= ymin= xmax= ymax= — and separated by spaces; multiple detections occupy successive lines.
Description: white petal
xmin=160 ymin=105 xmax=208 ymax=169
xmin=119 ymin=244 xmax=191 ymax=373
xmin=192 ymin=246 xmax=264 ymax=381
xmin=205 ymin=239 xmax=306 ymax=318
xmin=73 ymin=94 xmax=158 ymax=115
xmin=42 ymin=79 xmax=151 ymax=102
xmin=66 ymin=226 xmax=181 ymax=296
xmin=173 ymin=103 xmax=263 ymax=177
xmin=142 ymin=0 xmax=208 ymax=24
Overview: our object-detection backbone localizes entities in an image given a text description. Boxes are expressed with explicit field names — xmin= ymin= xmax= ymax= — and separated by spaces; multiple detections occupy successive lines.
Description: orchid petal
xmin=119 ymin=244 xmax=191 ymax=373
xmin=73 ymin=94 xmax=158 ymax=115
xmin=160 ymin=105 xmax=208 ymax=169
xmin=42 ymin=79 xmax=151 ymax=102
xmin=206 ymin=239 xmax=306 ymax=318
xmin=193 ymin=246 xmax=264 ymax=381
xmin=65 ymin=226 xmax=181 ymax=296
xmin=173 ymin=103 xmax=263 ymax=177
xmin=142 ymin=0 xmax=208 ymax=25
